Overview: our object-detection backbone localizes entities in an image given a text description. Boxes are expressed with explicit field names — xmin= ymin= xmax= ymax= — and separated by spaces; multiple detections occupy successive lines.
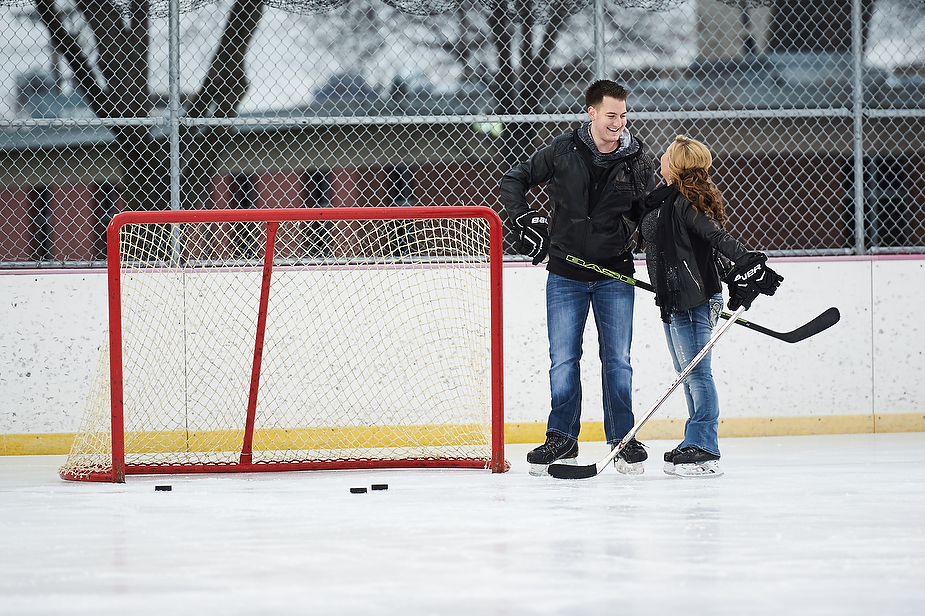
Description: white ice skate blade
xmin=663 ymin=462 xmax=677 ymax=476
xmin=615 ymin=458 xmax=644 ymax=476
xmin=529 ymin=458 xmax=577 ymax=477
xmin=673 ymin=460 xmax=723 ymax=478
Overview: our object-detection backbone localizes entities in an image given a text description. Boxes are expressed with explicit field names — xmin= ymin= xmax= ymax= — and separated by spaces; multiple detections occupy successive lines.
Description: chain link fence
xmin=2 ymin=0 xmax=924 ymax=266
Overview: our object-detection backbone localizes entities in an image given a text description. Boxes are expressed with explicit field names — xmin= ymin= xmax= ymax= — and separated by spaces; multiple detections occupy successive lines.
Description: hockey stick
xmin=547 ymin=305 xmax=747 ymax=480
xmin=554 ymin=251 xmax=839 ymax=344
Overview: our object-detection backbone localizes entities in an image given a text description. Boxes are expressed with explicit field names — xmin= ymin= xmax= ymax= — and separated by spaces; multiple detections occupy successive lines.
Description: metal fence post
xmin=593 ymin=0 xmax=605 ymax=82
xmin=169 ymin=0 xmax=181 ymax=213
xmin=852 ymin=0 xmax=866 ymax=255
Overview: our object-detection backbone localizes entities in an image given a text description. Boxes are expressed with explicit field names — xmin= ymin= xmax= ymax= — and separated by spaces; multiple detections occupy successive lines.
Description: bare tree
xmin=33 ymin=0 xmax=265 ymax=214
xmin=482 ymin=1 xmax=689 ymax=166
xmin=486 ymin=1 xmax=576 ymax=167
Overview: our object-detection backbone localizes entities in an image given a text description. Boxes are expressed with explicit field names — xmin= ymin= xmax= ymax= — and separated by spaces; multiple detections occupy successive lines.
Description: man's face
xmin=587 ymin=96 xmax=628 ymax=151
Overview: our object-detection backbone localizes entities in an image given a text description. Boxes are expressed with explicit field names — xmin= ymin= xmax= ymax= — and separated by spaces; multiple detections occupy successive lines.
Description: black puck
xmin=155 ymin=485 xmax=172 ymax=491
xmin=350 ymin=487 xmax=367 ymax=494
xmin=371 ymin=484 xmax=388 ymax=491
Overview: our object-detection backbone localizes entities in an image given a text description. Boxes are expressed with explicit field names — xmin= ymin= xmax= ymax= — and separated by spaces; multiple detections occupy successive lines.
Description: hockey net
xmin=60 ymin=206 xmax=507 ymax=482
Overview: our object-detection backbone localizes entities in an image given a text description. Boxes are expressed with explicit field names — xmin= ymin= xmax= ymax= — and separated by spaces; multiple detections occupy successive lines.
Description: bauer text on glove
xmin=724 ymin=252 xmax=783 ymax=311
xmin=514 ymin=211 xmax=549 ymax=265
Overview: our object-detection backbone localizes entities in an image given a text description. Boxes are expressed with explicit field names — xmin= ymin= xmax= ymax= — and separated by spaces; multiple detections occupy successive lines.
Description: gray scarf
xmin=578 ymin=122 xmax=636 ymax=167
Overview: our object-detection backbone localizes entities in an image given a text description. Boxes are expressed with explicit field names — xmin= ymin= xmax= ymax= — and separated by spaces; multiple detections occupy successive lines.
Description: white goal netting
xmin=60 ymin=206 xmax=506 ymax=481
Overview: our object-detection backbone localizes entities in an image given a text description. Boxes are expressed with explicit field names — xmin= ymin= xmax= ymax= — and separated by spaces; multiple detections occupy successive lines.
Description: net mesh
xmin=59 ymin=208 xmax=503 ymax=480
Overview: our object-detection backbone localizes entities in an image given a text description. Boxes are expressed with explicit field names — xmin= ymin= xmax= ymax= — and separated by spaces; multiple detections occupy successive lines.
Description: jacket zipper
xmin=682 ymin=260 xmax=703 ymax=294
xmin=577 ymin=139 xmax=640 ymax=256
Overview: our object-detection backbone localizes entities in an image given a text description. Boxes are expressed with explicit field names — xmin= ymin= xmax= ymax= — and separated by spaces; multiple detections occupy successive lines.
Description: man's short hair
xmin=585 ymin=80 xmax=628 ymax=108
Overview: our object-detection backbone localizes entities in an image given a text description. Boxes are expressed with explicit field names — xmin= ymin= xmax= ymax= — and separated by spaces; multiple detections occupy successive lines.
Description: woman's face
xmin=660 ymin=144 xmax=673 ymax=183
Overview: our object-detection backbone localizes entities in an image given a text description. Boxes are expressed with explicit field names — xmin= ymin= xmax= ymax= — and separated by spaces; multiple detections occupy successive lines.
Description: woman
xmin=640 ymin=135 xmax=782 ymax=477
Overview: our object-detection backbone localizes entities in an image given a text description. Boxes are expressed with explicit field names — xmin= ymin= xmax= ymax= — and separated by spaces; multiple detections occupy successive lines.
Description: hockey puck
xmin=155 ymin=485 xmax=172 ymax=491
xmin=350 ymin=487 xmax=367 ymax=494
xmin=371 ymin=484 xmax=388 ymax=491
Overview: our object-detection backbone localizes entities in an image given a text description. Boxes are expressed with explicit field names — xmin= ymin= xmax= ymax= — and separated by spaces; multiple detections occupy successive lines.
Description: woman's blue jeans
xmin=662 ymin=293 xmax=724 ymax=456
xmin=545 ymin=272 xmax=635 ymax=445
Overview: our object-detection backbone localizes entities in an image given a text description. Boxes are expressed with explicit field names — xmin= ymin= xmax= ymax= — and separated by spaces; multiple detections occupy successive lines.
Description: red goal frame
xmin=73 ymin=206 xmax=507 ymax=482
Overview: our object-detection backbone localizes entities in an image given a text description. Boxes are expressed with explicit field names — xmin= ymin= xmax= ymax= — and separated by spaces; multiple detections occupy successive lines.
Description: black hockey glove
xmin=724 ymin=252 xmax=783 ymax=311
xmin=514 ymin=211 xmax=550 ymax=265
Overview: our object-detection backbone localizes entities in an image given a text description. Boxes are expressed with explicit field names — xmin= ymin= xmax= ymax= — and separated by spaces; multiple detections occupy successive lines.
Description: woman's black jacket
xmin=643 ymin=185 xmax=750 ymax=320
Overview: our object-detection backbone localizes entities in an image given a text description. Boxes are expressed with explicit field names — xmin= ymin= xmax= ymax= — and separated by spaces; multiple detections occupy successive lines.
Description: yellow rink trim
xmin=0 ymin=425 xmax=490 ymax=456
xmin=1 ymin=432 xmax=76 ymax=456
xmin=4 ymin=414 xmax=925 ymax=456
xmin=504 ymin=413 xmax=925 ymax=444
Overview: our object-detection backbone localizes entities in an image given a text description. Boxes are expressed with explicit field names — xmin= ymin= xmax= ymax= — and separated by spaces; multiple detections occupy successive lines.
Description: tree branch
xmin=189 ymin=0 xmax=266 ymax=119
xmin=34 ymin=0 xmax=110 ymax=117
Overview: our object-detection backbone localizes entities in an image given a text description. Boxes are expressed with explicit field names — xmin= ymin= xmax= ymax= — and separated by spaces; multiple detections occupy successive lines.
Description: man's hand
xmin=514 ymin=211 xmax=550 ymax=265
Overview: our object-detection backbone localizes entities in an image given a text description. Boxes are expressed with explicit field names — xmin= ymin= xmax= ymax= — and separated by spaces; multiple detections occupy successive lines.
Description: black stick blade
xmin=778 ymin=307 xmax=840 ymax=343
xmin=725 ymin=306 xmax=841 ymax=343
xmin=547 ymin=462 xmax=600 ymax=479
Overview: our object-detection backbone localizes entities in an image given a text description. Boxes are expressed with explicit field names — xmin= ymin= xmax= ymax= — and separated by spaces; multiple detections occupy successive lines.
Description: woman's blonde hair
xmin=666 ymin=135 xmax=727 ymax=227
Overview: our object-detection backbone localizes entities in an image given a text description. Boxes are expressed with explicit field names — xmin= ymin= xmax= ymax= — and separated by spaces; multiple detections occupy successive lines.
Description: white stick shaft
xmin=597 ymin=305 xmax=748 ymax=472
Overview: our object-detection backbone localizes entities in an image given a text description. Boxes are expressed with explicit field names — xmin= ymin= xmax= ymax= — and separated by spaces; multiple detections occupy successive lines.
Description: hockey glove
xmin=514 ymin=211 xmax=550 ymax=265
xmin=724 ymin=252 xmax=783 ymax=311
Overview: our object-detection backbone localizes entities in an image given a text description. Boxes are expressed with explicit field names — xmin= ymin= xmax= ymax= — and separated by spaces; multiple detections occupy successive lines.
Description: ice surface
xmin=2 ymin=433 xmax=925 ymax=615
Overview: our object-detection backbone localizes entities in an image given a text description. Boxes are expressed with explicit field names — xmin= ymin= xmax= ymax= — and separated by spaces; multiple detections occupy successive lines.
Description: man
xmin=500 ymin=80 xmax=656 ymax=475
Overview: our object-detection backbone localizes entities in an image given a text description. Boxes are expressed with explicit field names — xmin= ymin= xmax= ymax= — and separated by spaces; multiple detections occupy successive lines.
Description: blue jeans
xmin=662 ymin=293 xmax=724 ymax=456
xmin=545 ymin=272 xmax=635 ymax=445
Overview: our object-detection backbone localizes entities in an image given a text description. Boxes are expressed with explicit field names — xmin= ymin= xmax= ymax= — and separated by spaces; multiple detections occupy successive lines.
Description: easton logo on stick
xmin=565 ymin=255 xmax=630 ymax=282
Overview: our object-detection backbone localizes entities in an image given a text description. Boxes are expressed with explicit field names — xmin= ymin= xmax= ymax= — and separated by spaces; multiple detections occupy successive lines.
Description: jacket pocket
xmin=610 ymin=180 xmax=636 ymax=201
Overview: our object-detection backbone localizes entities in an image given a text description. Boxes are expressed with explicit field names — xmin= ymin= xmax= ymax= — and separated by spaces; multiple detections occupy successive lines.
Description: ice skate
xmin=527 ymin=433 xmax=578 ymax=476
xmin=665 ymin=446 xmax=723 ymax=478
xmin=662 ymin=447 xmax=684 ymax=476
xmin=613 ymin=439 xmax=647 ymax=475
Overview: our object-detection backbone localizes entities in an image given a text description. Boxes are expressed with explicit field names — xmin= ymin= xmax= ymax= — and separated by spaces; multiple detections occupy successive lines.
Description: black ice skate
xmin=663 ymin=447 xmax=684 ymax=475
xmin=613 ymin=438 xmax=647 ymax=475
xmin=664 ymin=446 xmax=722 ymax=478
xmin=527 ymin=433 xmax=578 ymax=476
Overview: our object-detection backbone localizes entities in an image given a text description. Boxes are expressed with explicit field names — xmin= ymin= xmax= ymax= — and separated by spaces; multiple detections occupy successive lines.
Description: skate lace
xmin=623 ymin=440 xmax=645 ymax=454
xmin=537 ymin=436 xmax=566 ymax=454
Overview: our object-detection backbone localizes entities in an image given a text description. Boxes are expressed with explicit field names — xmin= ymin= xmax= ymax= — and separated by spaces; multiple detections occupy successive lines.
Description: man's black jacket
xmin=500 ymin=127 xmax=655 ymax=278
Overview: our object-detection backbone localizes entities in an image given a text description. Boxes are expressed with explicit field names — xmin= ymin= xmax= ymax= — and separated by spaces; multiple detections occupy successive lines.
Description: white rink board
xmin=502 ymin=257 xmax=899 ymax=423
xmin=2 ymin=257 xmax=924 ymax=435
